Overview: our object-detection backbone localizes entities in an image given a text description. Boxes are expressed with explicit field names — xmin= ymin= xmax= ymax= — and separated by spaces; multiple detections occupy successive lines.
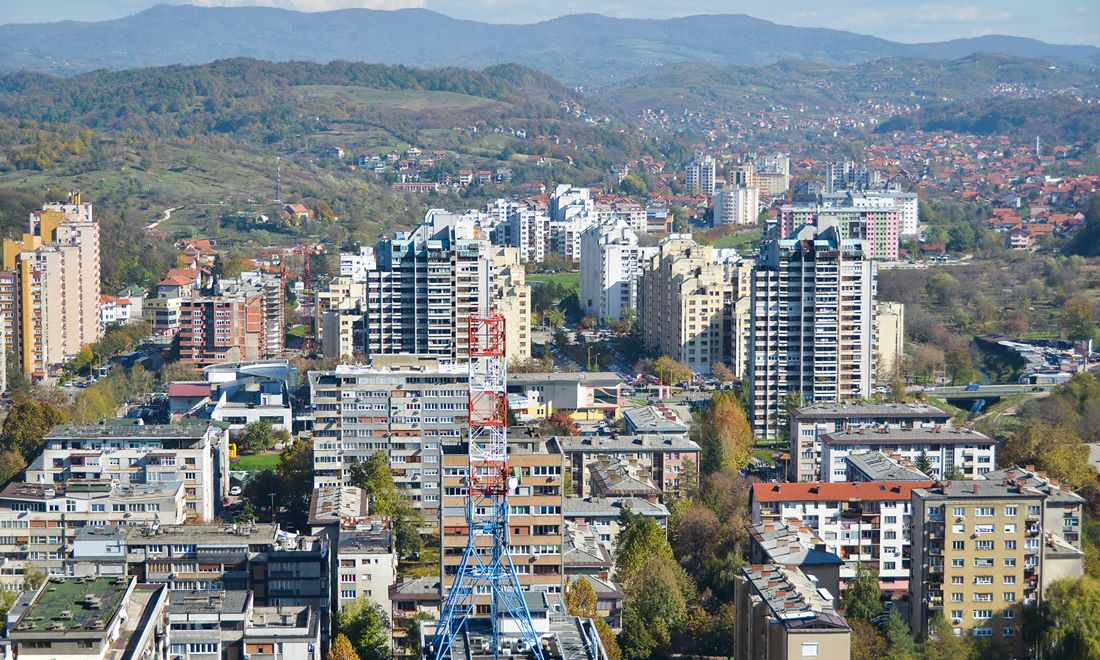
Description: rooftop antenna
xmin=1035 ymin=136 xmax=1041 ymax=160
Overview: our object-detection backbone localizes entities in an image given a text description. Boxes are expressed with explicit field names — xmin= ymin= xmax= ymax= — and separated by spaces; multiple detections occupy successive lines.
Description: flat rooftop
xmin=508 ymin=372 xmax=621 ymax=386
xmin=12 ymin=577 xmax=131 ymax=634
xmin=338 ymin=527 xmax=393 ymax=554
xmin=792 ymin=402 xmax=951 ymax=420
xmin=915 ymin=480 xmax=1047 ymax=500
xmin=846 ymin=451 xmax=930 ymax=481
xmin=168 ymin=590 xmax=250 ymax=616
xmin=45 ymin=424 xmax=212 ymax=440
xmin=622 ymin=406 xmax=689 ymax=434
xmin=821 ymin=426 xmax=991 ymax=446
xmin=309 ymin=486 xmax=369 ymax=526
xmin=563 ymin=496 xmax=669 ymax=518
xmin=125 ymin=523 xmax=278 ymax=545
xmin=557 ymin=434 xmax=699 ymax=452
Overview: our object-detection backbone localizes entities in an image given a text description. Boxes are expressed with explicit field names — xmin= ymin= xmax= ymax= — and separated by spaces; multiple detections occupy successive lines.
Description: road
xmin=907 ymin=383 xmax=1052 ymax=397
xmin=146 ymin=207 xmax=178 ymax=232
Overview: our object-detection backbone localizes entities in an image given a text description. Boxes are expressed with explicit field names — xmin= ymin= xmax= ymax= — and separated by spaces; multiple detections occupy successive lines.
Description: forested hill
xmin=1 ymin=4 xmax=1097 ymax=84
xmin=876 ymin=96 xmax=1100 ymax=143
xmin=0 ymin=59 xmax=579 ymax=139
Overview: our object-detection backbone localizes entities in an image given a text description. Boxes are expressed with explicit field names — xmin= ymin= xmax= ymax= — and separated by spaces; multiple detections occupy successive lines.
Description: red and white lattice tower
xmin=428 ymin=313 xmax=544 ymax=660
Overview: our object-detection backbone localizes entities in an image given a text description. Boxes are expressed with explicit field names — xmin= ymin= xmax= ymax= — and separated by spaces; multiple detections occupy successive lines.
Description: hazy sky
xmin=4 ymin=0 xmax=1098 ymax=45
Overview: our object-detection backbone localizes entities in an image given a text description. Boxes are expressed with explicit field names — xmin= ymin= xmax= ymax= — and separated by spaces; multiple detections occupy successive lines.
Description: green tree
xmin=1 ymin=400 xmax=66 ymax=457
xmin=619 ymin=556 xmax=691 ymax=660
xmin=842 ymin=563 xmax=882 ymax=621
xmin=240 ymin=419 xmax=278 ymax=452
xmin=1035 ymin=576 xmax=1100 ymax=660
xmin=653 ymin=355 xmax=692 ymax=385
xmin=884 ymin=609 xmax=920 ymax=660
xmin=22 ymin=564 xmax=45 ymax=592
xmin=924 ymin=612 xmax=972 ymax=660
xmin=348 ymin=451 xmax=400 ymax=515
xmin=619 ymin=174 xmax=648 ymax=197
xmin=696 ymin=391 xmax=752 ymax=475
xmin=334 ymin=598 xmax=390 ymax=660
xmin=564 ymin=578 xmax=622 ymax=660
xmin=314 ymin=201 xmax=337 ymax=222
xmin=851 ymin=618 xmax=889 ymax=660
xmin=943 ymin=466 xmax=965 ymax=480
xmin=1061 ymin=297 xmax=1098 ymax=340
xmin=614 ymin=510 xmax=675 ymax=585
xmin=327 ymin=634 xmax=361 ymax=660
xmin=915 ymin=451 xmax=933 ymax=477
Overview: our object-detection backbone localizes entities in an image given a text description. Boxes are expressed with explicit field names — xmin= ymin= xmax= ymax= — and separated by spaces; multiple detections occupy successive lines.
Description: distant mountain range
xmin=1 ymin=4 xmax=1097 ymax=84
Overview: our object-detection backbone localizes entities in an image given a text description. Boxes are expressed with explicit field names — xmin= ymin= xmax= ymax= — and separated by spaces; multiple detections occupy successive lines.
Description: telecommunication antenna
xmin=427 ymin=313 xmax=543 ymax=660
xmin=274 ymin=156 xmax=282 ymax=203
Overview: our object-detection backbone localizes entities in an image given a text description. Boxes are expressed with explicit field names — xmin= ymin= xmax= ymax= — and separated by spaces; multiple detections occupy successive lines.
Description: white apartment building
xmin=595 ymin=202 xmax=646 ymax=235
xmin=26 ymin=424 xmax=229 ymax=521
xmin=820 ymin=426 xmax=997 ymax=482
xmin=339 ymin=246 xmax=376 ymax=283
xmin=749 ymin=225 xmax=876 ymax=439
xmin=751 ymin=480 xmax=933 ymax=593
xmin=497 ymin=204 xmax=550 ymax=264
xmin=308 ymin=358 xmax=469 ymax=522
xmin=824 ymin=160 xmax=886 ymax=194
xmin=579 ymin=221 xmax=654 ymax=322
xmin=789 ymin=402 xmax=952 ymax=482
xmin=713 ymin=185 xmax=760 ymax=226
xmin=820 ymin=190 xmax=919 ymax=237
xmin=685 ymin=153 xmax=717 ymax=197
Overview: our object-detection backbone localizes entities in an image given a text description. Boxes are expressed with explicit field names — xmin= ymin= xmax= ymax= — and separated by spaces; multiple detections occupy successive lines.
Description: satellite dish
xmin=507 ymin=477 xmax=519 ymax=492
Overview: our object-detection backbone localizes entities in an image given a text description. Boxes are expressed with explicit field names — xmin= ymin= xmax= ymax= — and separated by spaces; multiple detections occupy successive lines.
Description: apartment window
xmin=1004 ymin=540 xmax=1017 ymax=550
xmin=340 ymin=590 xmax=356 ymax=599
xmin=976 ymin=507 xmax=994 ymax=517
xmin=1028 ymin=506 xmax=1041 ymax=516
xmin=1003 ymin=609 xmax=1016 ymax=620
xmin=975 ymin=524 xmax=994 ymax=534
xmin=974 ymin=593 xmax=993 ymax=602
xmin=951 ymin=593 xmax=963 ymax=603
xmin=952 ymin=524 xmax=966 ymax=534
xmin=952 ymin=541 xmax=966 ymax=550
xmin=1004 ymin=558 xmax=1017 ymax=567
xmin=1004 ymin=524 xmax=1017 ymax=534
xmin=1005 ymin=506 xmax=1017 ymax=517
xmin=1004 ymin=592 xmax=1016 ymax=602
xmin=1004 ymin=575 xmax=1016 ymax=585
xmin=972 ymin=628 xmax=992 ymax=638
xmin=973 ymin=610 xmax=992 ymax=620
xmin=976 ymin=540 xmax=994 ymax=550
xmin=952 ymin=559 xmax=965 ymax=568
xmin=952 ymin=576 xmax=964 ymax=585
xmin=800 ymin=642 xmax=818 ymax=657
xmin=953 ymin=507 xmax=966 ymax=517
xmin=974 ymin=558 xmax=994 ymax=568
xmin=974 ymin=576 xmax=992 ymax=585
xmin=951 ymin=610 xmax=963 ymax=620
xmin=1003 ymin=627 xmax=1016 ymax=637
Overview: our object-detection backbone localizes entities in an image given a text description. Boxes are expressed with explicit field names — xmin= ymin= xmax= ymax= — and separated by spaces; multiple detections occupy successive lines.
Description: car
xmin=875 ymin=386 xmax=888 ymax=394
xmin=965 ymin=382 xmax=981 ymax=391
xmin=229 ymin=486 xmax=242 ymax=496
xmin=922 ymin=385 xmax=936 ymax=392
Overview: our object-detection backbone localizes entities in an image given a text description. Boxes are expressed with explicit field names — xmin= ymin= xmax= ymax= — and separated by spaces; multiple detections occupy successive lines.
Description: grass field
xmin=528 ymin=272 xmax=580 ymax=289
xmin=709 ymin=229 xmax=762 ymax=250
xmin=293 ymin=85 xmax=509 ymax=113
xmin=234 ymin=453 xmax=281 ymax=472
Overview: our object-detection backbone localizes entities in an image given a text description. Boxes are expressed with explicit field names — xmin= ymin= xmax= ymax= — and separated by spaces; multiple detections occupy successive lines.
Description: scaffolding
xmin=427 ymin=313 xmax=544 ymax=660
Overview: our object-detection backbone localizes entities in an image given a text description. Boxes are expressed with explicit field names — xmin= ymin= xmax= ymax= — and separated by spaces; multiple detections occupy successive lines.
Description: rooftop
xmin=12 ymin=577 xmax=131 ymax=635
xmin=981 ymin=466 xmax=1085 ymax=505
xmin=308 ymin=486 xmax=370 ymax=526
xmin=168 ymin=590 xmax=250 ymax=616
xmin=741 ymin=564 xmax=849 ymax=631
xmin=508 ymin=372 xmax=622 ymax=386
xmin=45 ymin=423 xmax=213 ymax=441
xmin=621 ymin=405 xmax=689 ymax=434
xmin=748 ymin=521 xmax=844 ymax=567
xmin=125 ymin=522 xmax=278 ymax=545
xmin=915 ymin=480 xmax=1046 ymax=501
xmin=753 ymin=480 xmax=935 ymax=504
xmin=563 ymin=496 xmax=670 ymax=518
xmin=845 ymin=451 xmax=930 ymax=481
xmin=338 ymin=526 xmax=394 ymax=554
xmin=820 ymin=425 xmax=992 ymax=446
xmin=792 ymin=402 xmax=951 ymax=420
xmin=557 ymin=434 xmax=699 ymax=452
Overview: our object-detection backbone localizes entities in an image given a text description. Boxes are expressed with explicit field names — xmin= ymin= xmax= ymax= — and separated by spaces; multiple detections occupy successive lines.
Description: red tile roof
xmin=167 ymin=383 xmax=211 ymax=398
xmin=752 ymin=481 xmax=935 ymax=503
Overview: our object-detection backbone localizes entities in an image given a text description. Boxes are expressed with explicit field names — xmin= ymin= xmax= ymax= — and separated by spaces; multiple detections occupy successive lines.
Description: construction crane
xmin=427 ymin=313 xmax=544 ymax=660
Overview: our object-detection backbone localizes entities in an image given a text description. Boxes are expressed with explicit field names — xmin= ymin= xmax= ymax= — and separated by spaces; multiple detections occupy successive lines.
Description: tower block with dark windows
xmin=428 ymin=313 xmax=544 ymax=660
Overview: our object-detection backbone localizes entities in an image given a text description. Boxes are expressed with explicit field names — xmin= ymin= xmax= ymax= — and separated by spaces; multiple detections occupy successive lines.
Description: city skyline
xmin=3 ymin=0 xmax=1097 ymax=46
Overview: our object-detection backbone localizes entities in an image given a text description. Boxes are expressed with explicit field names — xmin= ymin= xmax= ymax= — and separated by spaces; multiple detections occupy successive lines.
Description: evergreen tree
xmin=842 ymin=563 xmax=882 ymax=621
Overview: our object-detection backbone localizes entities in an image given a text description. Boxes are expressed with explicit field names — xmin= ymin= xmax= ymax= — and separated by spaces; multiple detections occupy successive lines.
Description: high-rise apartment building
xmin=777 ymin=203 xmax=900 ymax=261
xmin=579 ymin=221 xmax=654 ymax=322
xmin=549 ymin=185 xmax=597 ymax=263
xmin=713 ymin=184 xmax=760 ymax=226
xmin=910 ymin=480 xmax=1084 ymax=652
xmin=361 ymin=214 xmax=530 ymax=363
xmin=749 ymin=225 xmax=876 ymax=439
xmin=178 ymin=271 xmax=284 ymax=367
xmin=824 ymin=160 xmax=886 ymax=194
xmin=638 ymin=235 xmax=753 ymax=377
xmin=876 ymin=301 xmax=905 ymax=376
xmin=1 ymin=192 xmax=101 ymax=376
xmin=822 ymin=190 xmax=919 ymax=236
xmin=684 ymin=153 xmax=717 ymax=197
xmin=496 ymin=203 xmax=550 ymax=264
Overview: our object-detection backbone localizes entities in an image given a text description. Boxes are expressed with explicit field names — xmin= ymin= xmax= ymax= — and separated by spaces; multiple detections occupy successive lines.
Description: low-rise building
xmin=747 ymin=521 xmax=843 ymax=598
xmin=563 ymin=496 xmax=670 ymax=549
xmin=789 ymin=402 xmax=952 ymax=482
xmin=734 ymin=564 xmax=850 ymax=660
xmin=621 ymin=405 xmax=690 ymax=436
xmin=845 ymin=451 xmax=930 ymax=482
xmin=820 ymin=426 xmax=997 ymax=481
xmin=166 ymin=590 xmax=321 ymax=660
xmin=507 ymin=372 xmax=623 ymax=421
xmin=8 ymin=576 xmax=167 ymax=660
xmin=558 ymin=434 xmax=699 ymax=500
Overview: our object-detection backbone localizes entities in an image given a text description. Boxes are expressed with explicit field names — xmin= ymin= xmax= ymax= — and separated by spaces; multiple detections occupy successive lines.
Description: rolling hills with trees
xmin=1 ymin=5 xmax=1097 ymax=84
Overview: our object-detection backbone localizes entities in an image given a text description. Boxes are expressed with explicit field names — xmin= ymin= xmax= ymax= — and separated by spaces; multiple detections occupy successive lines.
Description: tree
xmin=619 ymin=556 xmax=691 ymax=660
xmin=564 ymin=578 xmax=622 ymax=660
xmin=1061 ymin=297 xmax=1097 ymax=340
xmin=1000 ymin=422 xmax=1097 ymax=490
xmin=710 ymin=362 xmax=734 ymax=383
xmin=1 ymin=400 xmax=66 ymax=457
xmin=943 ymin=466 xmax=965 ymax=481
xmin=924 ymin=612 xmax=973 ymax=660
xmin=883 ymin=609 xmax=920 ymax=660
xmin=1035 ymin=576 xmax=1100 ymax=660
xmin=240 ymin=419 xmax=277 ymax=452
xmin=653 ymin=355 xmax=693 ymax=385
xmin=697 ymin=391 xmax=752 ymax=475
xmin=915 ymin=451 xmax=933 ymax=477
xmin=327 ymin=634 xmax=361 ymax=660
xmin=540 ymin=410 xmax=579 ymax=436
xmin=334 ymin=598 xmax=390 ymax=660
xmin=158 ymin=360 xmax=202 ymax=385
xmin=348 ymin=451 xmax=400 ymax=516
xmin=614 ymin=510 xmax=675 ymax=585
xmin=619 ymin=174 xmax=648 ymax=197
xmin=851 ymin=618 xmax=889 ymax=660
xmin=22 ymin=564 xmax=45 ymax=591
xmin=314 ymin=201 xmax=337 ymax=222
xmin=842 ymin=563 xmax=882 ymax=621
